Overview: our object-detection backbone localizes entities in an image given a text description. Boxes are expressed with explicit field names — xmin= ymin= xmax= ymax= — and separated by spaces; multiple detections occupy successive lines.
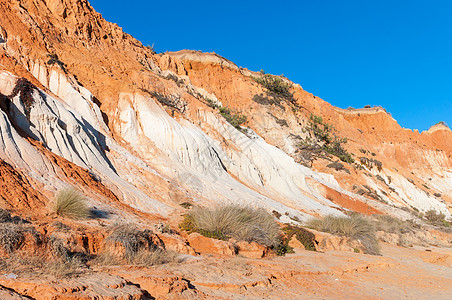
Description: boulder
xmin=311 ymin=229 xmax=366 ymax=254
xmin=235 ymin=240 xmax=270 ymax=259
xmin=187 ymin=233 xmax=236 ymax=256
xmin=157 ymin=233 xmax=197 ymax=255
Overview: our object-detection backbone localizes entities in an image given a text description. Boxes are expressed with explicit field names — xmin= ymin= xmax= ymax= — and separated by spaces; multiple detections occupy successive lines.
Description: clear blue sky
xmin=89 ymin=0 xmax=451 ymax=131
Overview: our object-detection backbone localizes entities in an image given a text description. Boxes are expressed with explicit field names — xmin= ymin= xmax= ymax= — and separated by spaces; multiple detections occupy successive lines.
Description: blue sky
xmin=89 ymin=0 xmax=451 ymax=131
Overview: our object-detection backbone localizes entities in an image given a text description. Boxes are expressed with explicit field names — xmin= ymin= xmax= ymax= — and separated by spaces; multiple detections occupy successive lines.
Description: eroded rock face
xmin=235 ymin=240 xmax=271 ymax=259
xmin=0 ymin=0 xmax=452 ymax=298
xmin=0 ymin=25 xmax=6 ymax=43
xmin=187 ymin=233 xmax=237 ymax=256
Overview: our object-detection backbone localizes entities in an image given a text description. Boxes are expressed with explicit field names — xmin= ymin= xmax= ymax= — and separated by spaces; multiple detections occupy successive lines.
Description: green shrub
xmin=282 ymin=225 xmax=317 ymax=251
xmin=301 ymin=114 xmax=354 ymax=163
xmin=275 ymin=242 xmax=294 ymax=256
xmin=218 ymin=107 xmax=247 ymax=129
xmin=424 ymin=210 xmax=450 ymax=227
xmin=180 ymin=205 xmax=281 ymax=247
xmin=180 ymin=202 xmax=193 ymax=209
xmin=54 ymin=188 xmax=90 ymax=220
xmin=253 ymin=71 xmax=293 ymax=100
xmin=308 ymin=215 xmax=380 ymax=255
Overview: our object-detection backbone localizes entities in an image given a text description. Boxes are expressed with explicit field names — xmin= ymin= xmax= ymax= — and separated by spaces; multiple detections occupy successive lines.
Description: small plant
xmin=218 ymin=106 xmax=247 ymax=129
xmin=327 ymin=161 xmax=350 ymax=174
xmin=46 ymin=256 xmax=82 ymax=278
xmin=154 ymin=222 xmax=173 ymax=234
xmin=282 ymin=225 xmax=317 ymax=251
xmin=47 ymin=237 xmax=82 ymax=278
xmin=105 ymin=224 xmax=153 ymax=258
xmin=47 ymin=53 xmax=67 ymax=73
xmin=308 ymin=214 xmax=380 ymax=255
xmin=131 ymin=248 xmax=179 ymax=266
xmin=164 ymin=73 xmax=184 ymax=87
xmin=180 ymin=202 xmax=193 ymax=209
xmin=193 ymin=93 xmax=247 ymax=130
xmin=372 ymin=215 xmax=419 ymax=234
xmin=9 ymin=78 xmax=36 ymax=120
xmin=424 ymin=210 xmax=450 ymax=227
xmin=148 ymin=90 xmax=187 ymax=113
xmin=0 ymin=208 xmax=12 ymax=223
xmin=0 ymin=223 xmax=25 ymax=253
xmin=275 ymin=242 xmax=294 ymax=256
xmin=145 ymin=43 xmax=156 ymax=54
xmin=300 ymin=114 xmax=354 ymax=163
xmin=272 ymin=210 xmax=282 ymax=220
xmin=96 ymin=224 xmax=178 ymax=266
xmin=54 ymin=188 xmax=90 ymax=220
xmin=180 ymin=205 xmax=281 ymax=247
xmin=253 ymin=71 xmax=294 ymax=101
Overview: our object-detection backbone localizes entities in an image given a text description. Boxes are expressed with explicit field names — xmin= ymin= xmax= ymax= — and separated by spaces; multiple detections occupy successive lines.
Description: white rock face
xmin=30 ymin=62 xmax=108 ymax=133
xmin=0 ymin=70 xmax=170 ymax=216
xmin=113 ymin=92 xmax=343 ymax=220
xmin=390 ymin=174 xmax=450 ymax=217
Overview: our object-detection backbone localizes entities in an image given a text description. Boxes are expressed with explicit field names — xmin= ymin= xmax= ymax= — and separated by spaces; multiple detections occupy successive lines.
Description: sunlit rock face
xmin=0 ymin=0 xmax=451 ymax=223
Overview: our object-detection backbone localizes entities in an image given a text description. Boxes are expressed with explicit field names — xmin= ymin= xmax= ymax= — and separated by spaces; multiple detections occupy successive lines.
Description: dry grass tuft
xmin=54 ymin=188 xmax=90 ymax=219
xmin=131 ymin=248 xmax=179 ymax=266
xmin=373 ymin=214 xmax=419 ymax=234
xmin=308 ymin=214 xmax=380 ymax=255
xmin=95 ymin=224 xmax=179 ymax=266
xmin=0 ymin=223 xmax=25 ymax=253
xmin=105 ymin=224 xmax=153 ymax=259
xmin=0 ymin=235 xmax=82 ymax=278
xmin=46 ymin=256 xmax=83 ymax=278
xmin=0 ymin=208 xmax=12 ymax=223
xmin=180 ymin=205 xmax=281 ymax=247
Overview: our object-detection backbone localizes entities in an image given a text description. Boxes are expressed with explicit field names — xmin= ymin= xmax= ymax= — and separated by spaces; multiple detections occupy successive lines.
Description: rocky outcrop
xmin=0 ymin=0 xmax=452 ymax=298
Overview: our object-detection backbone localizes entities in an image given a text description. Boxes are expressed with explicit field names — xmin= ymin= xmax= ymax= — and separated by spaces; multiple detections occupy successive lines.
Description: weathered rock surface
xmin=0 ymin=0 xmax=451 ymax=298
xmin=187 ymin=233 xmax=237 ymax=256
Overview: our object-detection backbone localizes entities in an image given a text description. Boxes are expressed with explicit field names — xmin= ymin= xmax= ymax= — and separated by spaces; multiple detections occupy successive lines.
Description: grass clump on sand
xmin=0 ymin=227 xmax=82 ymax=278
xmin=373 ymin=214 xmax=420 ymax=234
xmin=95 ymin=224 xmax=179 ymax=266
xmin=180 ymin=205 xmax=281 ymax=247
xmin=54 ymin=188 xmax=90 ymax=219
xmin=308 ymin=214 xmax=380 ymax=255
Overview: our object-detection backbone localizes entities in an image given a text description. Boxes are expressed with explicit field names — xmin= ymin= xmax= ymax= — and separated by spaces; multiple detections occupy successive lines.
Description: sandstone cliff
xmin=0 ymin=0 xmax=451 ymax=298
